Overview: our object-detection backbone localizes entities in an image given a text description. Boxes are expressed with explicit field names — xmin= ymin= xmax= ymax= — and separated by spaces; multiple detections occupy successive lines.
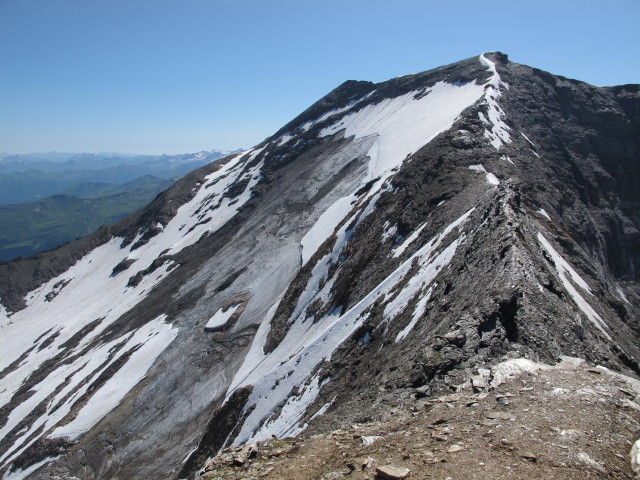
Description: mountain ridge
xmin=0 ymin=52 xmax=638 ymax=479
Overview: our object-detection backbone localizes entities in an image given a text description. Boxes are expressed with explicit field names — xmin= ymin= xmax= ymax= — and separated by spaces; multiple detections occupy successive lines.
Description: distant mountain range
xmin=0 ymin=150 xmax=238 ymax=204
xmin=0 ymin=149 xmax=239 ymax=260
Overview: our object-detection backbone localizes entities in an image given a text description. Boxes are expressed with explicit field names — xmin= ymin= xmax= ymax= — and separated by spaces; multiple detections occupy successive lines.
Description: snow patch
xmin=251 ymin=374 xmax=327 ymax=441
xmin=616 ymin=286 xmax=631 ymax=305
xmin=485 ymin=172 xmax=500 ymax=185
xmin=537 ymin=209 xmax=551 ymax=221
xmin=632 ymin=439 xmax=640 ymax=477
xmin=230 ymin=210 xmax=474 ymax=445
xmin=392 ymin=222 xmax=428 ymax=258
xmin=320 ymin=80 xmax=485 ymax=181
xmin=205 ymin=304 xmax=241 ymax=331
xmin=520 ymin=131 xmax=536 ymax=148
xmin=395 ymin=286 xmax=434 ymax=342
xmin=50 ymin=315 xmax=177 ymax=440
xmin=301 ymin=196 xmax=356 ymax=266
xmin=469 ymin=164 xmax=499 ymax=185
xmin=2 ymin=457 xmax=56 ymax=480
xmin=479 ymin=54 xmax=511 ymax=150
xmin=537 ymin=232 xmax=611 ymax=339
xmin=381 ymin=222 xmax=398 ymax=244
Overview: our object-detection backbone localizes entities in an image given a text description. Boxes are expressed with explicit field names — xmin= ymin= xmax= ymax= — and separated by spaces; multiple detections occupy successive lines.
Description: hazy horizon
xmin=1 ymin=0 xmax=638 ymax=155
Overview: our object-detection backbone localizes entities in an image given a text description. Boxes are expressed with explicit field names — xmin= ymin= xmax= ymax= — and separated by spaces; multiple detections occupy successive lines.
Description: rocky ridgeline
xmin=0 ymin=53 xmax=638 ymax=479
xmin=194 ymin=358 xmax=640 ymax=480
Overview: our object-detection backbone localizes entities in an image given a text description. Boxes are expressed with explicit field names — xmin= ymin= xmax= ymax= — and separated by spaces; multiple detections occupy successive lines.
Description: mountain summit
xmin=0 ymin=52 xmax=639 ymax=479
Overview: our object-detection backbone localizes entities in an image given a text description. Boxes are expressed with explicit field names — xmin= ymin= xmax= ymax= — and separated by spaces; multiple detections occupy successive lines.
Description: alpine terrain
xmin=0 ymin=52 xmax=639 ymax=479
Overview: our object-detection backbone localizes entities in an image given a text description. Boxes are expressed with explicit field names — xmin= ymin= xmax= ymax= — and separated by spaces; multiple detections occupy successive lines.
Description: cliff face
xmin=0 ymin=52 xmax=638 ymax=479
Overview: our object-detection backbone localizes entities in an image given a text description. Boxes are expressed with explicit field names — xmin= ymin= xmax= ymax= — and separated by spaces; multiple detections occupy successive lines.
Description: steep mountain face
xmin=0 ymin=52 xmax=638 ymax=479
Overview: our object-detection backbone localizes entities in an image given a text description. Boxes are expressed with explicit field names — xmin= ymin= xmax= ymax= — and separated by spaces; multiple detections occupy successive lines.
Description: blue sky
xmin=1 ymin=0 xmax=638 ymax=155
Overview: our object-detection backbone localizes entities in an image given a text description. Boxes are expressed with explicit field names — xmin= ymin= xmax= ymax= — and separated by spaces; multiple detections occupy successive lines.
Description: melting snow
xmin=479 ymin=54 xmax=511 ymax=150
xmin=320 ymin=80 xmax=485 ymax=181
xmin=392 ymin=222 xmax=428 ymax=258
xmin=537 ymin=232 xmax=611 ymax=339
xmin=537 ymin=209 xmax=551 ymax=221
xmin=468 ymin=164 xmax=499 ymax=185
xmin=395 ymin=286 xmax=434 ymax=342
xmin=205 ymin=304 xmax=241 ymax=331
xmin=0 ymin=147 xmax=264 ymax=469
xmin=230 ymin=210 xmax=474 ymax=444
xmin=616 ymin=286 xmax=631 ymax=305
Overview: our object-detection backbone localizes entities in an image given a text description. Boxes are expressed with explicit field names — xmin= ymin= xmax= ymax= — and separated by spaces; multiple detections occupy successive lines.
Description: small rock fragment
xmin=362 ymin=435 xmax=382 ymax=446
xmin=375 ymin=464 xmax=411 ymax=479
xmin=447 ymin=444 xmax=464 ymax=453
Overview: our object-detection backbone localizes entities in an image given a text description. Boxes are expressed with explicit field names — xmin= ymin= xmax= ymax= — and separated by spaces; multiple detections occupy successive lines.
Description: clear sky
xmin=1 ymin=0 xmax=638 ymax=155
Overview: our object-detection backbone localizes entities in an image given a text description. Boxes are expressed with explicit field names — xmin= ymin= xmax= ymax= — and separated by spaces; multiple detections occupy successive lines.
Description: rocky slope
xmin=195 ymin=357 xmax=640 ymax=480
xmin=0 ymin=52 xmax=638 ymax=479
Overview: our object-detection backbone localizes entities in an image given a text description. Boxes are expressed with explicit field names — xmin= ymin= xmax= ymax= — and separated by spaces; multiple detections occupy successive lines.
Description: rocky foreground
xmin=195 ymin=358 xmax=640 ymax=480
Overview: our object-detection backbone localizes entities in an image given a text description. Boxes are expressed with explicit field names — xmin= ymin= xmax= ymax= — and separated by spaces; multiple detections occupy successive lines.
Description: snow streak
xmin=230 ymin=210 xmax=474 ymax=444
xmin=0 ymin=148 xmax=264 ymax=472
xmin=479 ymin=54 xmax=511 ymax=150
xmin=537 ymin=232 xmax=611 ymax=339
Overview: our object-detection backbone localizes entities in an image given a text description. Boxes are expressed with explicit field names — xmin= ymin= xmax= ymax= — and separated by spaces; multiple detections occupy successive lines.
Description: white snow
xmin=616 ymin=286 xmax=631 ymax=305
xmin=395 ymin=286 xmax=434 ymax=342
xmin=537 ymin=209 xmax=551 ymax=221
xmin=384 ymin=239 xmax=460 ymax=322
xmin=537 ymin=232 xmax=611 ymax=339
xmin=479 ymin=54 xmax=511 ymax=150
xmin=320 ymin=80 xmax=485 ymax=181
xmin=251 ymin=374 xmax=327 ymax=441
xmin=468 ymin=164 xmax=499 ymax=185
xmin=2 ymin=457 xmax=55 ymax=480
xmin=205 ymin=304 xmax=241 ymax=331
xmin=520 ymin=131 xmax=536 ymax=148
xmin=0 ymin=147 xmax=264 ymax=469
xmin=392 ymin=222 xmax=428 ymax=258
xmin=299 ymin=91 xmax=376 ymax=132
xmin=489 ymin=358 xmax=550 ymax=388
xmin=500 ymin=155 xmax=515 ymax=166
xmin=485 ymin=173 xmax=500 ymax=185
xmin=301 ymin=196 xmax=355 ymax=265
xmin=0 ymin=314 xmax=176 ymax=469
xmin=276 ymin=134 xmax=293 ymax=146
xmin=51 ymin=315 xmax=177 ymax=440
xmin=381 ymin=222 xmax=398 ymax=244
xmin=229 ymin=210 xmax=474 ymax=445
xmin=632 ymin=439 xmax=640 ymax=477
